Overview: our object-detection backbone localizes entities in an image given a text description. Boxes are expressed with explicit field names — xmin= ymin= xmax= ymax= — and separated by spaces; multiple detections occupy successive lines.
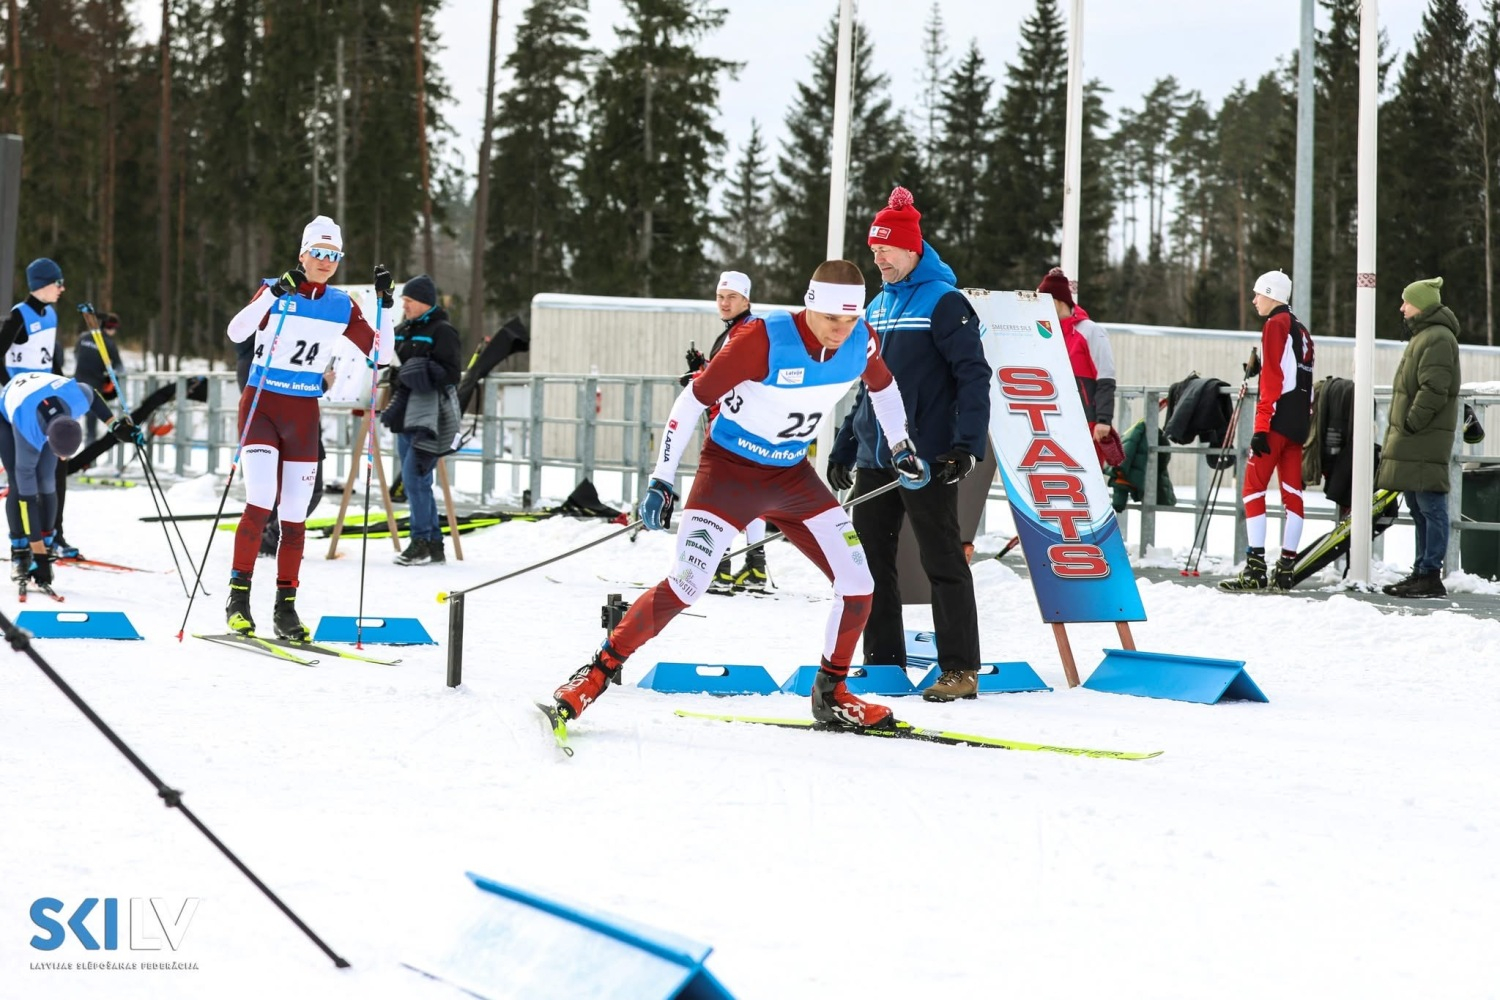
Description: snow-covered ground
xmin=2 ymin=478 xmax=1498 ymax=1000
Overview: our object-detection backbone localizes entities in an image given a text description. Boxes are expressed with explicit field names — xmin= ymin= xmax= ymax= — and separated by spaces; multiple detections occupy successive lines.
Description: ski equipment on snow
xmin=535 ymin=701 xmax=574 ymax=757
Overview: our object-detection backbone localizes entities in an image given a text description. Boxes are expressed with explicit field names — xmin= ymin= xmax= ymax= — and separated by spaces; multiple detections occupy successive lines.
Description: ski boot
xmin=11 ymin=544 xmax=33 ymax=583
xmin=426 ymin=537 xmax=446 ymax=565
xmin=733 ymin=547 xmax=769 ymax=593
xmin=394 ymin=538 xmax=430 ymax=566
xmin=226 ymin=573 xmax=255 ymax=634
xmin=1218 ymin=548 xmax=1269 ymax=592
xmin=708 ymin=557 xmax=737 ymax=595
xmin=1272 ymin=553 xmax=1297 ymax=591
xmin=811 ymin=663 xmax=896 ymax=729
xmin=552 ymin=641 xmax=625 ymax=721
xmin=47 ymin=533 xmax=81 ymax=560
xmin=272 ymin=586 xmax=310 ymax=642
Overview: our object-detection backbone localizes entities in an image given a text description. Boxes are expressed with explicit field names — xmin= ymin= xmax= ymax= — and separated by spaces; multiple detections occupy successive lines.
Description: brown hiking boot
xmin=922 ymin=669 xmax=978 ymax=702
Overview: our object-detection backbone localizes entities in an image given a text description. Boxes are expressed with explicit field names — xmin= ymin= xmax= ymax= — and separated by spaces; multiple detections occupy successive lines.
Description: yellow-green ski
xmin=536 ymin=701 xmax=574 ymax=757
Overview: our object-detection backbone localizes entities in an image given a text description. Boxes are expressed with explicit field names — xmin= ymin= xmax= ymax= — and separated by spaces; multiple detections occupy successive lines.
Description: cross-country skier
xmin=551 ymin=259 xmax=931 ymax=729
xmin=0 ymin=259 xmax=67 ymax=383
xmin=224 ymin=216 xmax=393 ymax=639
xmin=0 ymin=370 xmax=139 ymax=589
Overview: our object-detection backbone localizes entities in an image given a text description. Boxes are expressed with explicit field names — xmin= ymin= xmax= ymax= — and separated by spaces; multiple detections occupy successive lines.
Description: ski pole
xmin=175 ymin=295 xmax=293 ymax=640
xmin=356 ymin=292 xmax=385 ymax=649
xmin=133 ymin=442 xmax=198 ymax=598
xmin=438 ymin=519 xmax=642 ymax=603
xmin=1 ymin=609 xmax=349 ymax=967
xmin=77 ymin=303 xmax=129 ymax=410
xmin=1184 ymin=347 xmax=1259 ymax=575
xmin=720 ymin=476 xmax=904 ymax=563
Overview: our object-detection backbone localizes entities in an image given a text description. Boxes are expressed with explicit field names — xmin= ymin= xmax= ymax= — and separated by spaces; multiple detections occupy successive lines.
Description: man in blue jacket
xmin=829 ymin=187 xmax=992 ymax=701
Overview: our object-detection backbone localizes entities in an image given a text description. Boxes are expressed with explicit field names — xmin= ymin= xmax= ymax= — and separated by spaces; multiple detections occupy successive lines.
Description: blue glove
xmin=890 ymin=440 xmax=931 ymax=490
xmin=638 ymin=478 xmax=679 ymax=531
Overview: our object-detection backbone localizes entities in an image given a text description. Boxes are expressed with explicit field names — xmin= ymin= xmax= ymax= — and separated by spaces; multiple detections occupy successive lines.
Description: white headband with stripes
xmin=804 ymin=280 xmax=866 ymax=316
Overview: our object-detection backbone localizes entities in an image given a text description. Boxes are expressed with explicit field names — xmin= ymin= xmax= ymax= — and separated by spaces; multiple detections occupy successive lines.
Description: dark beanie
xmin=26 ymin=258 xmax=63 ymax=291
xmin=402 ymin=274 xmax=438 ymax=306
xmin=45 ymin=415 xmax=83 ymax=458
xmin=1037 ymin=267 xmax=1075 ymax=309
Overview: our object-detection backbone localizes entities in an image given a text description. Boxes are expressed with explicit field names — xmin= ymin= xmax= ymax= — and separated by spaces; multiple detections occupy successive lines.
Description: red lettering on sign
xmin=1048 ymin=544 xmax=1110 ymax=578
xmin=1027 ymin=474 xmax=1087 ymax=506
xmin=1037 ymin=509 xmax=1092 ymax=541
xmin=1018 ymin=438 xmax=1084 ymax=471
xmin=997 ymin=366 xmax=1056 ymax=399
xmin=1008 ymin=401 xmax=1061 ymax=432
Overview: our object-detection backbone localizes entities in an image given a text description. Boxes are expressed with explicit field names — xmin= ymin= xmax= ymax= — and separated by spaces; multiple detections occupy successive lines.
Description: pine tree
xmin=916 ymin=1 xmax=950 ymax=172
xmin=768 ymin=13 xmax=917 ymax=299
xmin=713 ymin=119 xmax=774 ymax=276
xmin=1466 ymin=0 xmax=1500 ymax=345
xmin=1381 ymin=0 xmax=1477 ymax=340
xmin=929 ymin=40 xmax=994 ymax=284
xmin=486 ymin=0 xmax=593 ymax=320
xmin=572 ymin=0 xmax=737 ymax=299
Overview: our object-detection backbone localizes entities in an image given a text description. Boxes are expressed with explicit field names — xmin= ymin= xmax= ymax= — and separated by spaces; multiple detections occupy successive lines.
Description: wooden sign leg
xmin=369 ymin=431 xmax=403 ymax=552
xmin=326 ymin=409 xmax=370 ymax=559
xmin=1051 ymin=622 xmax=1082 ymax=688
xmin=1115 ymin=621 xmax=1137 ymax=651
xmin=436 ymin=458 xmax=464 ymax=561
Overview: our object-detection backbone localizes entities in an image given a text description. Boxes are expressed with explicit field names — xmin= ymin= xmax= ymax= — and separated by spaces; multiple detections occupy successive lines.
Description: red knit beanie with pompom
xmin=1037 ymin=267 xmax=1076 ymax=309
xmin=867 ymin=186 xmax=924 ymax=254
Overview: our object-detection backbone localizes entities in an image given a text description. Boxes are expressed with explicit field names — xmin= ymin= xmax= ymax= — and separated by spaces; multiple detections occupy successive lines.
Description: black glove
xmin=827 ymin=462 xmax=854 ymax=492
xmin=685 ymin=346 xmax=707 ymax=373
xmin=1250 ymin=431 xmax=1270 ymax=457
xmin=109 ymin=416 xmax=144 ymax=445
xmin=373 ymin=264 xmax=395 ymax=309
xmin=29 ymin=552 xmax=53 ymax=587
xmin=271 ymin=265 xmax=307 ymax=298
xmin=933 ymin=448 xmax=976 ymax=485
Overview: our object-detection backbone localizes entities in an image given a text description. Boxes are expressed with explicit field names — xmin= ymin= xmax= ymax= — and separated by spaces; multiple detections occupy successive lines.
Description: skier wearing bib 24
xmin=224 ymin=216 xmax=393 ymax=638
xmin=551 ymin=259 xmax=931 ymax=729
xmin=0 ymin=258 xmax=67 ymax=384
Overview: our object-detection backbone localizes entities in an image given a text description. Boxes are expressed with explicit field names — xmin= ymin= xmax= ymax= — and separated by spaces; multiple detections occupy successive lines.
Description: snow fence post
xmin=446 ymin=592 xmax=464 ymax=688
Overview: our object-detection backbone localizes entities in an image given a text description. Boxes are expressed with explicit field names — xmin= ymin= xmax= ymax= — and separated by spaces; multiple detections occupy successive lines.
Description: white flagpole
xmin=1349 ymin=0 xmax=1379 ymax=582
xmin=1061 ymin=0 xmax=1084 ymax=293
xmin=817 ymin=0 xmax=856 ymax=475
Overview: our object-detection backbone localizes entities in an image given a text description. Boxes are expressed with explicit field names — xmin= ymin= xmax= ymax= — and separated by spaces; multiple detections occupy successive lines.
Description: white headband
xmin=804 ymin=280 xmax=865 ymax=316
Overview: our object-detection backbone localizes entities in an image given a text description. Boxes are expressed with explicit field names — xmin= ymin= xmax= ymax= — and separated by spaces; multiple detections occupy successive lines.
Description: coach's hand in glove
xmin=933 ymin=448 xmax=976 ymax=485
xmin=826 ymin=462 xmax=854 ymax=492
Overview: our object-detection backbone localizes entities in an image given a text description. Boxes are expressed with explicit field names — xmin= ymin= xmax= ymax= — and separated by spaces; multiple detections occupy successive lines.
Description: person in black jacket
xmin=382 ymin=274 xmax=462 ymax=566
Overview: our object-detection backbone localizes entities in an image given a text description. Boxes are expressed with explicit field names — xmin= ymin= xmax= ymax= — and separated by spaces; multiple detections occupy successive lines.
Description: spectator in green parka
xmin=1109 ymin=418 xmax=1176 ymax=514
xmin=1377 ymin=277 xmax=1461 ymax=599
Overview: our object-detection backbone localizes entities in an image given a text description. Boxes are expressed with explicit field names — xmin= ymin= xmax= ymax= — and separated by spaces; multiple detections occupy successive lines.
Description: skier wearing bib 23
xmin=551 ymin=259 xmax=931 ymax=729
xmin=224 ymin=216 xmax=393 ymax=639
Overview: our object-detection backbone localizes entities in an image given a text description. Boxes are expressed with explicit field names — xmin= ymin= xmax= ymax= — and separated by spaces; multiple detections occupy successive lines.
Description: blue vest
xmin=7 ymin=301 xmax=59 ymax=375
xmin=245 ymin=282 xmax=355 ymax=397
xmin=0 ymin=372 xmax=92 ymax=450
xmin=710 ymin=311 xmax=868 ymax=466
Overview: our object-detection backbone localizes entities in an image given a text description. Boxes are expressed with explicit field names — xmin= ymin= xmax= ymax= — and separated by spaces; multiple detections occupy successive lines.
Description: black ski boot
xmin=394 ymin=538 xmax=429 ymax=566
xmin=708 ymin=558 xmax=736 ymax=595
xmin=1218 ymin=548 xmax=1269 ymax=592
xmin=272 ymin=586 xmax=310 ymax=641
xmin=1272 ymin=553 xmax=1297 ymax=591
xmin=11 ymin=545 xmax=33 ymax=583
xmin=733 ymin=547 xmax=769 ymax=592
xmin=427 ymin=537 xmax=446 ymax=564
xmin=226 ymin=573 xmax=255 ymax=634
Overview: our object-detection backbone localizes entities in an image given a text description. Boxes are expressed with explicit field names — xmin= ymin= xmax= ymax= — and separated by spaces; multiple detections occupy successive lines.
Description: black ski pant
xmin=849 ymin=466 xmax=980 ymax=674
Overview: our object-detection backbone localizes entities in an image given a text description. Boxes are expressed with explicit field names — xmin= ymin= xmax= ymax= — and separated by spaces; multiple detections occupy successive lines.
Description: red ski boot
xmin=553 ymin=642 xmax=626 ymax=721
xmin=811 ymin=663 xmax=896 ymax=729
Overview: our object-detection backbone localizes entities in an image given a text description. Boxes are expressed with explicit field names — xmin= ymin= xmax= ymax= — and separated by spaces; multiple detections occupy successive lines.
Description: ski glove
xmin=109 ymin=416 xmax=144 ymax=446
xmin=933 ymin=448 xmax=976 ymax=485
xmin=373 ymin=264 xmax=395 ymax=309
xmin=638 ymin=478 xmax=679 ymax=531
xmin=29 ymin=552 xmax=53 ymax=587
xmin=678 ymin=346 xmax=709 ymax=387
xmin=826 ymin=462 xmax=854 ymax=492
xmin=271 ymin=265 xmax=307 ymax=298
xmin=890 ymin=441 xmax=931 ymax=490
xmin=1250 ymin=431 xmax=1271 ymax=457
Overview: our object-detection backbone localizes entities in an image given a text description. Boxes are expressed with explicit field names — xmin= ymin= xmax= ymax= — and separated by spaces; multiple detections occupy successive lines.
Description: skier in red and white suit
xmin=551 ymin=259 xmax=931 ymax=728
xmin=222 ymin=215 xmax=394 ymax=639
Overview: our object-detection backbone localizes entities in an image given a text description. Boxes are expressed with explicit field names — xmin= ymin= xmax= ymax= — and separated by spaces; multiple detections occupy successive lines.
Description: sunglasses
xmin=305 ymin=248 xmax=344 ymax=262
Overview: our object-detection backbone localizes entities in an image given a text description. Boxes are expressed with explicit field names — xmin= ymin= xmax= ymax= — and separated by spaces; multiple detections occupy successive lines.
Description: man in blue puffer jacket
xmin=829 ymin=186 xmax=992 ymax=702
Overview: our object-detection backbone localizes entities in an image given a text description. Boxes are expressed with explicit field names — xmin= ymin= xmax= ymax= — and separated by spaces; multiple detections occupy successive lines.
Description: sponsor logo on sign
xmin=991 ymin=322 xmax=1031 ymax=336
xmin=1035 ymin=320 xmax=1052 ymax=338
xmin=776 ymin=368 xmax=805 ymax=385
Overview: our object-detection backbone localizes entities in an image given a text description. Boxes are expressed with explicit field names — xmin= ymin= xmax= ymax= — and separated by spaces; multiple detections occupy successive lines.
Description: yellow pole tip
xmin=436 ymin=592 xmax=448 ymax=603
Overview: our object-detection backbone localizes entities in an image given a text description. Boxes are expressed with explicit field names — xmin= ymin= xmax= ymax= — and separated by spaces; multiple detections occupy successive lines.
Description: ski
xmin=17 ymin=579 xmax=65 ymax=603
xmin=55 ymin=556 xmax=154 ymax=573
xmin=535 ymin=701 xmax=574 ymax=757
xmin=140 ymin=511 xmax=242 ymax=523
xmin=674 ymin=710 xmax=1163 ymax=760
xmin=253 ymin=636 xmax=403 ymax=665
xmin=1290 ymin=489 xmax=1402 ymax=587
xmin=193 ymin=632 xmax=319 ymax=666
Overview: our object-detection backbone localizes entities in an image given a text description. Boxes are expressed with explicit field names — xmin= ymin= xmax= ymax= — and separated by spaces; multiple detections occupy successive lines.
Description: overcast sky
xmin=129 ymin=0 xmax=1475 ymax=184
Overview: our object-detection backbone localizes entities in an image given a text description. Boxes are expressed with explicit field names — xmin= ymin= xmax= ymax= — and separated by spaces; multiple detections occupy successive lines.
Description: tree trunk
xmin=640 ymin=65 xmax=655 ymax=297
xmin=6 ymin=0 xmax=21 ymax=135
xmin=469 ymin=0 xmax=501 ymax=342
xmin=414 ymin=0 xmax=435 ymax=274
xmin=157 ymin=0 xmax=172 ymax=369
xmin=336 ymin=36 xmax=346 ymax=228
xmin=102 ymin=1 xmax=117 ymax=307
xmin=1235 ymin=177 xmax=1247 ymax=331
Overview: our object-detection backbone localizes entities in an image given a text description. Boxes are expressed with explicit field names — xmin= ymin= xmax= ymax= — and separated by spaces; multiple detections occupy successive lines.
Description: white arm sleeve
xmin=868 ymin=382 xmax=911 ymax=448
xmin=227 ymin=290 xmax=276 ymax=344
xmin=650 ymin=384 xmax=711 ymax=483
